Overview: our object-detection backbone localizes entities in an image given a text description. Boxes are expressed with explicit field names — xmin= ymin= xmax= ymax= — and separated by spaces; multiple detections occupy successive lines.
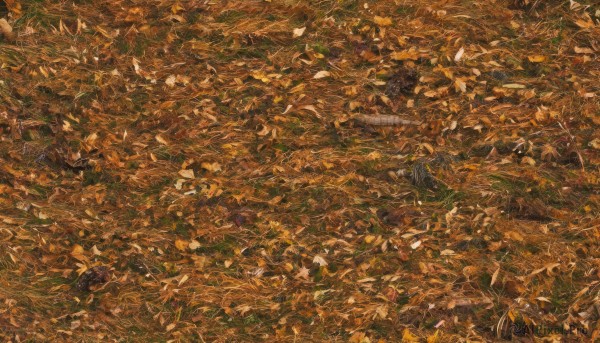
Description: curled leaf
xmin=313 ymin=70 xmax=331 ymax=79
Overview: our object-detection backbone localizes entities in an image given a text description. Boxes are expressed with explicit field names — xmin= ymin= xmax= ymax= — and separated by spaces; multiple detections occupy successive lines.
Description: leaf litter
xmin=0 ymin=0 xmax=599 ymax=341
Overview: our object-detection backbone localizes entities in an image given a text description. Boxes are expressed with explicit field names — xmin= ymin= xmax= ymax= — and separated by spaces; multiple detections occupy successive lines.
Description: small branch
xmin=355 ymin=114 xmax=421 ymax=126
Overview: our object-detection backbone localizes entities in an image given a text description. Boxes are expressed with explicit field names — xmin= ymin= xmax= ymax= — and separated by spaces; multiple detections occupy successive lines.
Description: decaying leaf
xmin=385 ymin=67 xmax=419 ymax=98
xmin=76 ymin=266 xmax=111 ymax=291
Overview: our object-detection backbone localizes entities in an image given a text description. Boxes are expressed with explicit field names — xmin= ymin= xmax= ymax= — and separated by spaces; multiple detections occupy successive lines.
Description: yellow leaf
xmin=521 ymin=156 xmax=536 ymax=166
xmin=251 ymin=71 xmax=270 ymax=83
xmin=527 ymin=55 xmax=546 ymax=63
xmin=390 ymin=48 xmax=419 ymax=61
xmin=201 ymin=162 xmax=222 ymax=172
xmin=367 ymin=151 xmax=381 ymax=160
xmin=322 ymin=161 xmax=334 ymax=169
xmin=402 ymin=328 xmax=419 ymax=342
xmin=171 ymin=3 xmax=185 ymax=14
xmin=71 ymin=244 xmax=84 ymax=255
xmin=71 ymin=244 xmax=87 ymax=262
xmin=374 ymin=16 xmax=393 ymax=26
xmin=427 ymin=330 xmax=440 ymax=343
xmin=349 ymin=332 xmax=366 ymax=343
xmin=174 ymin=239 xmax=188 ymax=251
xmin=504 ymin=230 xmax=524 ymax=242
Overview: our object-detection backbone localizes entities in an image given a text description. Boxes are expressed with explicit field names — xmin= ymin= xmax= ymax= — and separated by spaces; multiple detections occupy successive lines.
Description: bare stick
xmin=355 ymin=114 xmax=421 ymax=126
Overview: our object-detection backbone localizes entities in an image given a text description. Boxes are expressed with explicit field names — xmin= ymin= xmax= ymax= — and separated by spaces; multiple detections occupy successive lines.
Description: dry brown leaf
xmin=490 ymin=267 xmax=500 ymax=287
xmin=0 ymin=18 xmax=15 ymax=41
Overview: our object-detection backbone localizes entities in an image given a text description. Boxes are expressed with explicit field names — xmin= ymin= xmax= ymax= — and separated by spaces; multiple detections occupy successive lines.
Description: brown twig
xmin=355 ymin=114 xmax=421 ymax=126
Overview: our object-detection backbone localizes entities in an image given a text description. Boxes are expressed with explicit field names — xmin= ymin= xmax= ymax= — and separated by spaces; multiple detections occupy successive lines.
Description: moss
xmin=82 ymin=171 xmax=103 ymax=186
xmin=478 ymin=272 xmax=492 ymax=290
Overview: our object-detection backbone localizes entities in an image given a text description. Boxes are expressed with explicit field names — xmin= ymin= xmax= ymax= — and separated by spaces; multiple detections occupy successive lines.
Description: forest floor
xmin=0 ymin=0 xmax=599 ymax=341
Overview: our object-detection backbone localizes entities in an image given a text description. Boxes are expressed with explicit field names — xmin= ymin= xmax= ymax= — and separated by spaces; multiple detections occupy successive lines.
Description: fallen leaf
xmin=174 ymin=239 xmax=188 ymax=251
xmin=165 ymin=75 xmax=177 ymax=87
xmin=374 ymin=16 xmax=393 ymax=26
xmin=490 ymin=267 xmax=500 ymax=286
xmin=313 ymin=70 xmax=331 ymax=79
xmin=178 ymin=169 xmax=195 ymax=179
xmin=0 ymin=19 xmax=15 ymax=41
xmin=454 ymin=78 xmax=467 ymax=93
xmin=390 ymin=48 xmax=419 ymax=61
xmin=527 ymin=55 xmax=546 ymax=63
xmin=201 ymin=162 xmax=222 ymax=172
xmin=155 ymin=134 xmax=169 ymax=145
xmin=589 ymin=138 xmax=600 ymax=150
xmin=313 ymin=255 xmax=328 ymax=266
xmin=574 ymin=46 xmax=594 ymax=54
xmin=188 ymin=240 xmax=201 ymax=250
xmin=454 ymin=47 xmax=464 ymax=62
xmin=402 ymin=328 xmax=420 ymax=342
xmin=293 ymin=27 xmax=306 ymax=38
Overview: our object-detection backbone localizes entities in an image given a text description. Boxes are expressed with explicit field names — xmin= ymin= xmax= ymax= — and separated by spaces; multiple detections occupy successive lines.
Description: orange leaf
xmin=174 ymin=239 xmax=188 ymax=251
xmin=527 ymin=55 xmax=546 ymax=63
